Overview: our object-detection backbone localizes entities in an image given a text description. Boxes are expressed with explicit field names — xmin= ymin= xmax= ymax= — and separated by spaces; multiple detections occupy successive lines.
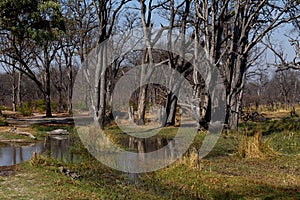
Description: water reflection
xmin=0 ymin=143 xmax=44 ymax=167
xmin=107 ymin=136 xmax=180 ymax=173
xmin=44 ymin=135 xmax=80 ymax=163
xmin=0 ymin=135 xmax=77 ymax=167
xmin=120 ymin=137 xmax=177 ymax=159
xmin=1 ymin=133 xmax=184 ymax=173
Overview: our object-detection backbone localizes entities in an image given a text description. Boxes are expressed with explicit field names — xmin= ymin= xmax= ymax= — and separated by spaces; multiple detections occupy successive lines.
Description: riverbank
xmin=0 ymin=114 xmax=299 ymax=199
xmin=0 ymin=148 xmax=299 ymax=199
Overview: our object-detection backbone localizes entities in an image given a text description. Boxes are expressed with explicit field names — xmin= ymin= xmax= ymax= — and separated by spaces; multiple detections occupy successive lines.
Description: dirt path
xmin=6 ymin=117 xmax=75 ymax=127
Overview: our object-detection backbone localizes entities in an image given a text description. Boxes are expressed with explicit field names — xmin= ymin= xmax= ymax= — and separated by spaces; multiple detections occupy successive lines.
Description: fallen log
xmin=10 ymin=127 xmax=37 ymax=140
xmin=15 ymin=131 xmax=36 ymax=140
xmin=0 ymin=139 xmax=31 ymax=143
xmin=47 ymin=129 xmax=69 ymax=135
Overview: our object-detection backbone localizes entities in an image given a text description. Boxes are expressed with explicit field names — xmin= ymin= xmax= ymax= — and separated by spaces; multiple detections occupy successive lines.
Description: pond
xmin=0 ymin=131 xmax=186 ymax=180
xmin=0 ymin=135 xmax=79 ymax=168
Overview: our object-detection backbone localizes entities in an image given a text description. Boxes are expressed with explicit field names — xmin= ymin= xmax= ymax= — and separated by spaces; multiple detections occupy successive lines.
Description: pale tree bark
xmin=11 ymin=67 xmax=17 ymax=112
xmin=53 ymin=51 xmax=65 ymax=113
xmin=62 ymin=0 xmax=97 ymax=114
xmin=194 ymin=0 xmax=300 ymax=130
xmin=136 ymin=0 xmax=170 ymax=125
xmin=0 ymin=55 xmax=20 ymax=112
xmin=67 ymin=56 xmax=73 ymax=114
xmin=163 ymin=0 xmax=191 ymax=126
xmin=192 ymin=26 xmax=211 ymax=128
xmin=17 ymin=69 xmax=22 ymax=108
xmin=89 ymin=0 xmax=129 ymax=128
xmin=136 ymin=0 xmax=155 ymax=125
xmin=162 ymin=0 xmax=177 ymax=127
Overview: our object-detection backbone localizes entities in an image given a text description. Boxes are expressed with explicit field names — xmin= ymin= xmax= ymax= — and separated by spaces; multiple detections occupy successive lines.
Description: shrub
xmin=50 ymin=101 xmax=58 ymax=112
xmin=35 ymin=99 xmax=46 ymax=113
xmin=0 ymin=117 xmax=8 ymax=126
xmin=19 ymin=102 xmax=33 ymax=116
xmin=237 ymin=130 xmax=276 ymax=158
xmin=0 ymin=105 xmax=4 ymax=113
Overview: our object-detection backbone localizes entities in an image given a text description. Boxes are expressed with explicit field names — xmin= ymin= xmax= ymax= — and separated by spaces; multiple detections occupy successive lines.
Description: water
xmin=0 ymin=133 xmax=181 ymax=183
xmin=0 ymin=135 xmax=77 ymax=168
xmin=0 ymin=134 xmax=174 ymax=168
xmin=0 ymin=143 xmax=44 ymax=167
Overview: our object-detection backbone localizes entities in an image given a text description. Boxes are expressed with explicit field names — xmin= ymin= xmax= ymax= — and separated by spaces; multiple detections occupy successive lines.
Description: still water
xmin=0 ymin=135 xmax=77 ymax=167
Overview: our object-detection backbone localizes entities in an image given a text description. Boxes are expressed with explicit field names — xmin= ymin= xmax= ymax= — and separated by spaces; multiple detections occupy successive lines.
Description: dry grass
xmin=0 ymin=110 xmax=299 ymax=199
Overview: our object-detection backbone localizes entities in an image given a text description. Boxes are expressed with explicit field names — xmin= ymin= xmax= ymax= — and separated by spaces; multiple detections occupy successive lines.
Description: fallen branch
xmin=0 ymin=139 xmax=31 ymax=143
xmin=10 ymin=127 xmax=37 ymax=140
xmin=47 ymin=129 xmax=69 ymax=135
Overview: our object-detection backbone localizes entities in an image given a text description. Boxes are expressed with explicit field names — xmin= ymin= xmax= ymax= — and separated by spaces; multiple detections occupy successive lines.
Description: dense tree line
xmin=244 ymin=69 xmax=300 ymax=111
xmin=0 ymin=0 xmax=299 ymax=130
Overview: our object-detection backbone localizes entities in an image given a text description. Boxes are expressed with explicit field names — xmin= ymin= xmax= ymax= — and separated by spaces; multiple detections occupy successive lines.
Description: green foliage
xmin=239 ymin=118 xmax=300 ymax=136
xmin=2 ymin=119 xmax=300 ymax=199
xmin=35 ymin=99 xmax=46 ymax=113
xmin=0 ymin=0 xmax=65 ymax=44
xmin=31 ymin=124 xmax=74 ymax=138
xmin=0 ymin=105 xmax=4 ymax=112
xmin=30 ymin=153 xmax=62 ymax=167
xmin=0 ymin=117 xmax=8 ymax=126
xmin=50 ymin=101 xmax=58 ymax=112
xmin=18 ymin=100 xmax=61 ymax=113
xmin=266 ymin=130 xmax=300 ymax=155
xmin=19 ymin=102 xmax=32 ymax=116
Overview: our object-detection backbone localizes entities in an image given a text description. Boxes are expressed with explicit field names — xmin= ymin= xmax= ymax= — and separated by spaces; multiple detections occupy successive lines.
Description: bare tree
xmin=0 ymin=56 xmax=18 ymax=111
xmin=84 ymin=0 xmax=130 ymax=128
xmin=194 ymin=0 xmax=300 ymax=130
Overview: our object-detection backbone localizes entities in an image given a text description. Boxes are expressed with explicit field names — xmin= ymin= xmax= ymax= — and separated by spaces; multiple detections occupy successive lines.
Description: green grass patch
xmin=30 ymin=124 xmax=75 ymax=138
xmin=0 ymin=132 xmax=30 ymax=140
xmin=265 ymin=131 xmax=300 ymax=155
xmin=0 ymin=131 xmax=299 ymax=199
xmin=0 ymin=117 xmax=8 ymax=126
xmin=1 ymin=116 xmax=299 ymax=199
xmin=239 ymin=117 xmax=300 ymax=136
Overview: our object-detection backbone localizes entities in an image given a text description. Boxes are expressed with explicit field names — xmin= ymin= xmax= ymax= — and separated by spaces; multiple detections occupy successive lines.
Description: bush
xmin=35 ymin=99 xmax=46 ymax=113
xmin=0 ymin=105 xmax=4 ymax=113
xmin=50 ymin=101 xmax=58 ymax=112
xmin=0 ymin=117 xmax=8 ymax=126
xmin=19 ymin=102 xmax=33 ymax=116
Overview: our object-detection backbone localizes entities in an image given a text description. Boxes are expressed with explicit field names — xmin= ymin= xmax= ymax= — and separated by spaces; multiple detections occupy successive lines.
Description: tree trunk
xmin=67 ymin=65 xmax=73 ymax=114
xmin=12 ymin=67 xmax=17 ymax=112
xmin=12 ymin=78 xmax=16 ymax=112
xmin=137 ymin=85 xmax=148 ymax=125
xmin=106 ymin=78 xmax=113 ymax=118
xmin=163 ymin=92 xmax=177 ymax=126
xmin=93 ymin=45 xmax=108 ymax=129
xmin=17 ymin=70 xmax=22 ymax=108
xmin=163 ymin=72 xmax=180 ymax=127
xmin=58 ymin=64 xmax=64 ymax=113
xmin=200 ymin=94 xmax=211 ymax=129
xmin=98 ymin=71 xmax=107 ymax=129
xmin=136 ymin=0 xmax=155 ymax=125
xmin=45 ymin=63 xmax=52 ymax=117
xmin=227 ymin=100 xmax=241 ymax=131
xmin=45 ymin=93 xmax=52 ymax=117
